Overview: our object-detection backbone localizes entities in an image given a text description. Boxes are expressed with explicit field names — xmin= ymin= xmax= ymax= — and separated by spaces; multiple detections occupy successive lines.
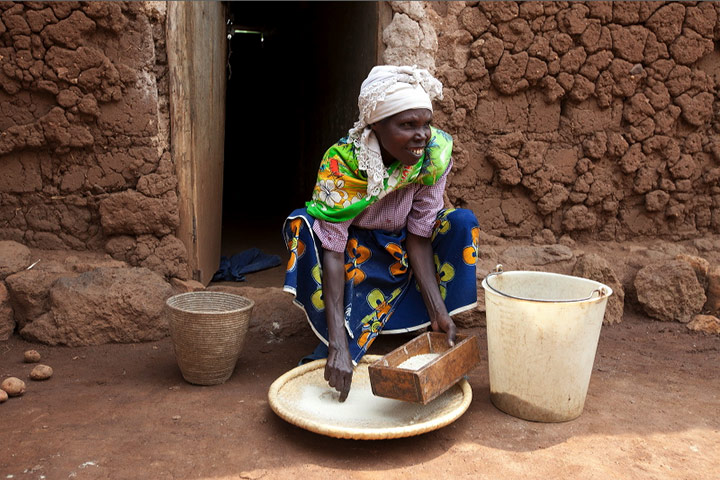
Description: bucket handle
xmin=484 ymin=265 xmax=609 ymax=303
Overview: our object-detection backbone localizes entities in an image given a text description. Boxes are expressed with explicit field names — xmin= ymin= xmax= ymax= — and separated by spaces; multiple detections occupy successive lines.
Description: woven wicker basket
xmin=166 ymin=291 xmax=254 ymax=386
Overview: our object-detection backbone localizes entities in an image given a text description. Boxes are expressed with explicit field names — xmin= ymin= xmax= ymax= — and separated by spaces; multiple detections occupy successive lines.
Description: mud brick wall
xmin=0 ymin=2 xmax=188 ymax=278
xmin=1 ymin=1 xmax=719 ymax=282
xmin=386 ymin=1 xmax=720 ymax=241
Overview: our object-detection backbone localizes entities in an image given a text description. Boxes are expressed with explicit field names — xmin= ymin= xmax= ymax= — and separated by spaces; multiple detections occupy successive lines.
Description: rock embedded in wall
xmin=491 ymin=51 xmax=530 ymax=94
xmin=459 ymin=6 xmax=489 ymax=38
xmin=645 ymin=3 xmax=685 ymax=44
xmin=562 ymin=205 xmax=597 ymax=232
xmin=0 ymin=240 xmax=31 ymax=280
xmin=98 ymin=190 xmax=179 ymax=237
xmin=82 ymin=2 xmax=129 ymax=33
xmin=635 ymin=260 xmax=707 ymax=323
xmin=675 ymin=92 xmax=714 ymax=127
xmin=104 ymin=233 xmax=189 ymax=281
xmin=5 ymin=260 xmax=76 ymax=330
xmin=675 ymin=253 xmax=710 ymax=292
xmin=383 ymin=12 xmax=436 ymax=72
xmin=138 ymin=234 xmax=189 ymax=280
xmin=0 ymin=245 xmax=192 ymax=345
xmin=20 ymin=266 xmax=173 ymax=346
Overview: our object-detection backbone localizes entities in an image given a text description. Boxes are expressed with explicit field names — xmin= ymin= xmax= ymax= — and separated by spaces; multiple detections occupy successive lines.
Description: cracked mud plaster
xmin=386 ymin=1 xmax=720 ymax=242
xmin=0 ymin=2 xmax=186 ymax=279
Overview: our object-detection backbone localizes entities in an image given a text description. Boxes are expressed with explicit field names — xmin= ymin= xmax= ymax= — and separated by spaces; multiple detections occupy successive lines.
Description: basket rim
xmin=166 ymin=291 xmax=254 ymax=314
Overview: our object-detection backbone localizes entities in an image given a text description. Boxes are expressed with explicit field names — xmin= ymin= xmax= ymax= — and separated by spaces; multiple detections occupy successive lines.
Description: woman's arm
xmin=406 ymin=232 xmax=457 ymax=347
xmin=322 ymin=248 xmax=353 ymax=402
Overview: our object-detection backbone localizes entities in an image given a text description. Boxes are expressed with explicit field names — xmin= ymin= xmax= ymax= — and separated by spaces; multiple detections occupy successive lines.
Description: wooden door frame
xmin=166 ymin=2 xmax=388 ymax=285
xmin=167 ymin=1 xmax=227 ymax=284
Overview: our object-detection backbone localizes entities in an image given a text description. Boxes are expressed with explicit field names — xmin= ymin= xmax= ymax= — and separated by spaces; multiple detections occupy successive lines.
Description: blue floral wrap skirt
xmin=282 ymin=207 xmax=479 ymax=364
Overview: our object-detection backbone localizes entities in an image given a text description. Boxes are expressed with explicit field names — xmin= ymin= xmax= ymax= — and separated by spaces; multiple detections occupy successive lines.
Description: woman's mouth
xmin=409 ymin=147 xmax=424 ymax=157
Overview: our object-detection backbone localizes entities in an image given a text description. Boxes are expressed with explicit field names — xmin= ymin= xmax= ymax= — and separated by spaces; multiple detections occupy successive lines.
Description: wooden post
xmin=167 ymin=2 xmax=227 ymax=284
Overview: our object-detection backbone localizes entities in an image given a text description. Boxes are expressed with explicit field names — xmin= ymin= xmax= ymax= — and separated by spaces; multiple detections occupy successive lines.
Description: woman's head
xmin=348 ymin=65 xmax=444 ymax=195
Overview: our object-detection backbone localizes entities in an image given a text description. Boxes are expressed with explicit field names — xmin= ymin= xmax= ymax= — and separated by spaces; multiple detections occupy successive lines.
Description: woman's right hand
xmin=322 ymin=248 xmax=353 ymax=402
xmin=325 ymin=341 xmax=353 ymax=402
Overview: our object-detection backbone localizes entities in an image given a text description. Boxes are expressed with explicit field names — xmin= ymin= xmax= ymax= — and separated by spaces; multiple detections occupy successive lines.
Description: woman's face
xmin=371 ymin=108 xmax=432 ymax=166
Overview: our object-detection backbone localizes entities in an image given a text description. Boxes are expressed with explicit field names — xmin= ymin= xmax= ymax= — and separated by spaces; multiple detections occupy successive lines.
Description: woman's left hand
xmin=430 ymin=311 xmax=457 ymax=347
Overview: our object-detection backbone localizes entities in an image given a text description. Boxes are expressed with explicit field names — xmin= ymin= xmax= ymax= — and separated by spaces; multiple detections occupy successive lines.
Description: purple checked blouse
xmin=312 ymin=160 xmax=452 ymax=253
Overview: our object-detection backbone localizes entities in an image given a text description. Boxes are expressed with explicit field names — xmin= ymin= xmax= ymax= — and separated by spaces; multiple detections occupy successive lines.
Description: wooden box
xmin=368 ymin=332 xmax=481 ymax=404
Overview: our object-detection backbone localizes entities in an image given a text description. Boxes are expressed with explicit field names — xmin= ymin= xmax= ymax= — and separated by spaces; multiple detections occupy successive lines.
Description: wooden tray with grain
xmin=368 ymin=332 xmax=481 ymax=404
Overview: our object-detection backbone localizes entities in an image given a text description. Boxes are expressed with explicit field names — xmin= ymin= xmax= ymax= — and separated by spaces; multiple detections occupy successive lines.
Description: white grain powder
xmin=296 ymin=384 xmax=427 ymax=426
xmin=397 ymin=353 xmax=440 ymax=370
xmin=279 ymin=363 xmax=460 ymax=429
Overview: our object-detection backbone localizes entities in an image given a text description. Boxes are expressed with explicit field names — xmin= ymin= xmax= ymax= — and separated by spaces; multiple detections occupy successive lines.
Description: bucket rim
xmin=481 ymin=267 xmax=613 ymax=304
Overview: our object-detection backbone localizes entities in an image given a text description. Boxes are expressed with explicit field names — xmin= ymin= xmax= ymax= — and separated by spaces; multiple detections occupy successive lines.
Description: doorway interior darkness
xmin=221 ymin=2 xmax=379 ymax=260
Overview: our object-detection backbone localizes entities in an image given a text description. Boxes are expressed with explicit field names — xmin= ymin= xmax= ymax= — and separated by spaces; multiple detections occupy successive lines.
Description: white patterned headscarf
xmin=347 ymin=65 xmax=444 ymax=197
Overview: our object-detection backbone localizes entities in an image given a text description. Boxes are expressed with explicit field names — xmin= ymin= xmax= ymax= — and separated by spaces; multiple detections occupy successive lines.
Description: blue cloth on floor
xmin=212 ymin=248 xmax=282 ymax=282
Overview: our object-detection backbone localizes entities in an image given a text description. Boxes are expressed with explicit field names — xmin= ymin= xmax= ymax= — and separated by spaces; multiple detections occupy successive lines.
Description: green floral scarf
xmin=306 ymin=127 xmax=452 ymax=222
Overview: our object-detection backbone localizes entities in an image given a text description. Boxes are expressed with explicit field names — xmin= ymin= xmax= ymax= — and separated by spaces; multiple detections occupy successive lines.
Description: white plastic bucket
xmin=482 ymin=268 xmax=612 ymax=422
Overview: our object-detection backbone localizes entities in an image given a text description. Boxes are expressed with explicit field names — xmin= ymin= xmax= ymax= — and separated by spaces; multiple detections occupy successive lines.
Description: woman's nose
xmin=415 ymin=126 xmax=430 ymax=142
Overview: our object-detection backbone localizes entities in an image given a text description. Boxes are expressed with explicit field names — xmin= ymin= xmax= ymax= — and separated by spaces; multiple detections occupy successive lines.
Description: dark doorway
xmin=221 ymin=2 xmax=379 ymax=269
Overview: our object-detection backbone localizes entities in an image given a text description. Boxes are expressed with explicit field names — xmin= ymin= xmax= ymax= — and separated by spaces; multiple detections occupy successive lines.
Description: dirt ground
xmin=1 ymin=303 xmax=718 ymax=480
